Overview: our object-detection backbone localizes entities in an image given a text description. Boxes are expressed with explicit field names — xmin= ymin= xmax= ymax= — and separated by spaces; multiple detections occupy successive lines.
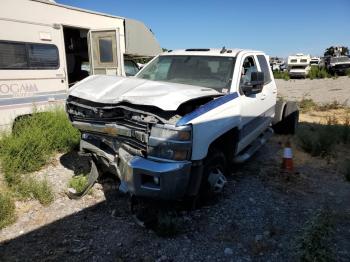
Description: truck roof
xmin=161 ymin=48 xmax=263 ymax=57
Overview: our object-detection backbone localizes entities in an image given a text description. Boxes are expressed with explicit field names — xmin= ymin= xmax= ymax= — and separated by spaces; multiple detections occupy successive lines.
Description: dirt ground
xmin=1 ymin=132 xmax=349 ymax=261
xmin=1 ymin=79 xmax=350 ymax=261
xmin=276 ymin=76 xmax=350 ymax=106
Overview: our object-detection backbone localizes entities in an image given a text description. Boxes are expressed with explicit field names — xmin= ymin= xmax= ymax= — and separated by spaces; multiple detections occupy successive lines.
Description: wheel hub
xmin=208 ymin=168 xmax=227 ymax=193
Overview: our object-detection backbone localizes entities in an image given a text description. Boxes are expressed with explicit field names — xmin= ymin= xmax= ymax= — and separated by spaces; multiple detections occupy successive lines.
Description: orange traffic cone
xmin=282 ymin=141 xmax=294 ymax=172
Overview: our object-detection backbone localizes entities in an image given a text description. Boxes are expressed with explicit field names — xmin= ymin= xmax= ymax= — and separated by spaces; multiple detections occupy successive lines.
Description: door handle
xmin=260 ymin=93 xmax=267 ymax=100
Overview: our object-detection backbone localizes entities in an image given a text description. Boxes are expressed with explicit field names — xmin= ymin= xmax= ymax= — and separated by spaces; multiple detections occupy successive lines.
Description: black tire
xmin=274 ymin=111 xmax=299 ymax=134
xmin=273 ymin=102 xmax=299 ymax=135
xmin=199 ymin=148 xmax=227 ymax=201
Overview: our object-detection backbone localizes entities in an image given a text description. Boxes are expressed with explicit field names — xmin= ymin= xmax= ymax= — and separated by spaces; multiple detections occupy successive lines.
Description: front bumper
xmin=80 ymin=140 xmax=192 ymax=200
xmin=289 ymin=71 xmax=307 ymax=77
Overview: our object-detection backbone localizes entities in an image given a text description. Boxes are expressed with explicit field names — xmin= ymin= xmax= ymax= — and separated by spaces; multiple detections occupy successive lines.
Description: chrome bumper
xmin=80 ymin=140 xmax=192 ymax=200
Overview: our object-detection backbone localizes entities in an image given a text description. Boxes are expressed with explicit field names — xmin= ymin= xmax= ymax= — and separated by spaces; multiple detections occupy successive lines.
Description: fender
xmin=176 ymin=92 xmax=241 ymax=160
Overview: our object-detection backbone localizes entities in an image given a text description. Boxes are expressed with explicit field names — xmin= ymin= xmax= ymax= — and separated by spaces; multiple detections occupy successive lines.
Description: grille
xmin=66 ymin=97 xmax=149 ymax=153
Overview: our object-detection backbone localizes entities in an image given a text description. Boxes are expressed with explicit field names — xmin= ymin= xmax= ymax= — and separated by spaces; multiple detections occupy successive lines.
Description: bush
xmin=297 ymin=118 xmax=350 ymax=157
xmin=308 ymin=67 xmax=330 ymax=79
xmin=68 ymin=174 xmax=89 ymax=194
xmin=273 ymin=70 xmax=290 ymax=80
xmin=297 ymin=210 xmax=333 ymax=262
xmin=297 ymin=125 xmax=334 ymax=157
xmin=0 ymin=108 xmax=80 ymax=184
xmin=0 ymin=191 xmax=16 ymax=229
xmin=346 ymin=69 xmax=350 ymax=78
xmin=299 ymin=99 xmax=345 ymax=113
xmin=298 ymin=98 xmax=317 ymax=113
xmin=15 ymin=178 xmax=54 ymax=205
xmin=317 ymin=100 xmax=344 ymax=111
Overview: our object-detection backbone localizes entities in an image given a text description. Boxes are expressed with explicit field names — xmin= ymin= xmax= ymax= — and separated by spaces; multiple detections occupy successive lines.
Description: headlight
xmin=147 ymin=124 xmax=192 ymax=161
xmin=150 ymin=125 xmax=191 ymax=141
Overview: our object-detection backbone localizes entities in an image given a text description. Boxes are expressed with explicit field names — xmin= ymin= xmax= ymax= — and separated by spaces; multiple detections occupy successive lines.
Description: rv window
xmin=290 ymin=59 xmax=297 ymax=63
xmin=300 ymin=59 xmax=307 ymax=63
xmin=0 ymin=42 xmax=27 ymax=69
xmin=28 ymin=44 xmax=59 ymax=69
xmin=99 ymin=38 xmax=113 ymax=63
xmin=0 ymin=41 xmax=59 ymax=70
xmin=257 ymin=55 xmax=271 ymax=84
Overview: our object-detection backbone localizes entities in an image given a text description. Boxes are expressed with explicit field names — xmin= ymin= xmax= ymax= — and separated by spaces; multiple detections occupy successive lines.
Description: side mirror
xmin=242 ymin=71 xmax=264 ymax=95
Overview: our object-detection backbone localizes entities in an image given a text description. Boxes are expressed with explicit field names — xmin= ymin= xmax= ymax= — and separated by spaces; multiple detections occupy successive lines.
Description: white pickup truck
xmin=66 ymin=48 xmax=298 ymax=201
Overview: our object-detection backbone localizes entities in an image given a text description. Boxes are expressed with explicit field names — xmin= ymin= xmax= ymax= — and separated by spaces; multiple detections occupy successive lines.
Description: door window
xmin=98 ymin=37 xmax=113 ymax=63
xmin=240 ymin=56 xmax=258 ymax=90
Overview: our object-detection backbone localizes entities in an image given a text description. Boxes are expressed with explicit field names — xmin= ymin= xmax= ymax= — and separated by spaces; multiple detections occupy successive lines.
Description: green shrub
xmin=298 ymin=98 xmax=317 ymax=113
xmin=15 ymin=178 xmax=54 ymax=205
xmin=0 ymin=108 xmax=80 ymax=184
xmin=297 ymin=126 xmax=334 ymax=157
xmin=0 ymin=191 xmax=16 ymax=229
xmin=273 ymin=70 xmax=290 ymax=80
xmin=308 ymin=67 xmax=330 ymax=79
xmin=317 ymin=100 xmax=344 ymax=111
xmin=346 ymin=69 xmax=350 ymax=78
xmin=299 ymin=99 xmax=345 ymax=113
xmin=297 ymin=119 xmax=350 ymax=157
xmin=297 ymin=210 xmax=333 ymax=262
xmin=68 ymin=174 xmax=89 ymax=194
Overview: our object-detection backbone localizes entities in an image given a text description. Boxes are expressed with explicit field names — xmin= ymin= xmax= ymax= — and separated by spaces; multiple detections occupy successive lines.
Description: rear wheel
xmin=273 ymin=102 xmax=299 ymax=135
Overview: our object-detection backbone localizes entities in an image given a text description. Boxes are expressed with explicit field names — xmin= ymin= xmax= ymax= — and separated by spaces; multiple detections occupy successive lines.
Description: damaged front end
xmin=66 ymin=95 xmax=199 ymax=200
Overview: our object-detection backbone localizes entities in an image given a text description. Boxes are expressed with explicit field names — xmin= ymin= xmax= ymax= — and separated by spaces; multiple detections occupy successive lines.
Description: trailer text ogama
xmin=0 ymin=0 xmax=162 ymax=129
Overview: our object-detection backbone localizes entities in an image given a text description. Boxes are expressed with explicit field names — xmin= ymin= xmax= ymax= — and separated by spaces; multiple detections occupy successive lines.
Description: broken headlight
xmin=147 ymin=124 xmax=192 ymax=161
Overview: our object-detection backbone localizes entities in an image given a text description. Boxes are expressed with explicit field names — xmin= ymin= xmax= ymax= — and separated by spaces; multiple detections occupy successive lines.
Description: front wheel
xmin=200 ymin=148 xmax=228 ymax=200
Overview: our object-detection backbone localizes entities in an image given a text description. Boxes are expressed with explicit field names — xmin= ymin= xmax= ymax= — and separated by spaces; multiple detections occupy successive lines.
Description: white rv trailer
xmin=0 ymin=0 xmax=162 ymax=129
xmin=287 ymin=53 xmax=311 ymax=78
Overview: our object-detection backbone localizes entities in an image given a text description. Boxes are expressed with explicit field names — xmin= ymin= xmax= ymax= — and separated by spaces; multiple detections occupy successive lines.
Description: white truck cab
xmin=66 ymin=48 xmax=298 ymax=201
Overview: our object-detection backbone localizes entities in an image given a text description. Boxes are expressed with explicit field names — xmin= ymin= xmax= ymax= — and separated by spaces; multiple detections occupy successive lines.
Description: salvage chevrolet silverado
xmin=66 ymin=48 xmax=298 ymax=201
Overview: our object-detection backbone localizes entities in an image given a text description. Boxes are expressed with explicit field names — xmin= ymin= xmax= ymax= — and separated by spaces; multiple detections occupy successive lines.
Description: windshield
xmin=331 ymin=56 xmax=350 ymax=63
xmin=136 ymin=55 xmax=236 ymax=92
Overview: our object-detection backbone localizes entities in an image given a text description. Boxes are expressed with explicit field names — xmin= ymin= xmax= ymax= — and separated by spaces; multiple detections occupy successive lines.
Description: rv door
xmin=88 ymin=29 xmax=122 ymax=76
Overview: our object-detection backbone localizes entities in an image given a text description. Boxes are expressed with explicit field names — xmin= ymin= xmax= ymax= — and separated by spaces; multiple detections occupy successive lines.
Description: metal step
xmin=233 ymin=127 xmax=274 ymax=163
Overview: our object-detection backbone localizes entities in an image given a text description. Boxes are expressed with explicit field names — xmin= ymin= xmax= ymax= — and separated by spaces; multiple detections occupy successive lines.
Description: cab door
xmin=236 ymin=54 xmax=274 ymax=152
xmin=88 ymin=29 xmax=123 ymax=76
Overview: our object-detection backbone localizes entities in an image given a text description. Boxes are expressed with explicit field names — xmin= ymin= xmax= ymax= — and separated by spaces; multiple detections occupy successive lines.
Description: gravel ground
xmin=276 ymin=76 xmax=350 ymax=105
xmin=1 ymin=135 xmax=349 ymax=262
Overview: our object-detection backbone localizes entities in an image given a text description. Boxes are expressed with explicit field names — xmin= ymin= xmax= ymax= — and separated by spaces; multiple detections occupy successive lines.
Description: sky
xmin=57 ymin=0 xmax=350 ymax=57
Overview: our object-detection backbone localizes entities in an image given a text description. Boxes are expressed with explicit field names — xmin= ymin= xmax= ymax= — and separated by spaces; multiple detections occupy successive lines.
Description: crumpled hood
xmin=69 ymin=75 xmax=221 ymax=111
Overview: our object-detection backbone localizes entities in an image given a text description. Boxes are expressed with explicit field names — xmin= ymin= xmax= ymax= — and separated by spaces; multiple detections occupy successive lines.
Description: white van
xmin=0 ymin=0 xmax=162 ymax=129
xmin=287 ymin=53 xmax=311 ymax=78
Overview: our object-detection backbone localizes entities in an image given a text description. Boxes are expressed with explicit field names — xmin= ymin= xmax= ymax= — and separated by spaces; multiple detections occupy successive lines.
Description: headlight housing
xmin=147 ymin=124 xmax=192 ymax=161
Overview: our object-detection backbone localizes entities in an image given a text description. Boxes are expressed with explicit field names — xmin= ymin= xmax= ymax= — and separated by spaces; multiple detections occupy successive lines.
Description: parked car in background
xmin=269 ymin=57 xmax=286 ymax=71
xmin=287 ymin=53 xmax=311 ymax=78
xmin=310 ymin=57 xmax=321 ymax=67
xmin=327 ymin=56 xmax=350 ymax=75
